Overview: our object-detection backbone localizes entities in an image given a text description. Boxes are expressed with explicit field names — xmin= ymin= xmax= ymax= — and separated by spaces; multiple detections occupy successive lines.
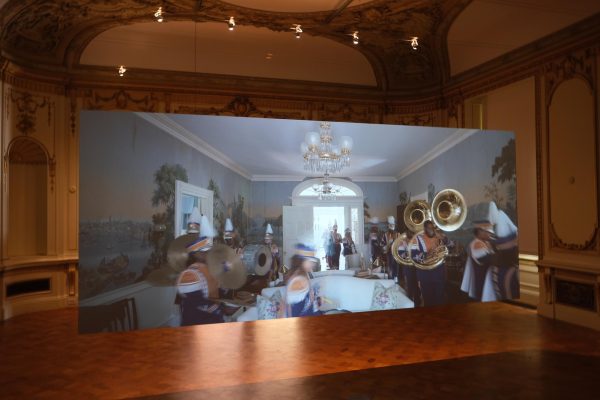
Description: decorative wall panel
xmin=547 ymin=78 xmax=597 ymax=251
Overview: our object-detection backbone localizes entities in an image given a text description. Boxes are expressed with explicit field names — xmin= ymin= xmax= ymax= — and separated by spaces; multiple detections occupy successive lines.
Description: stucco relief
xmin=0 ymin=0 xmax=456 ymax=91
xmin=81 ymin=89 xmax=162 ymax=112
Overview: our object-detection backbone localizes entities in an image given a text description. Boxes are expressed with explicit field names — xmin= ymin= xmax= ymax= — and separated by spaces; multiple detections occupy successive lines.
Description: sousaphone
xmin=403 ymin=200 xmax=432 ymax=233
xmin=391 ymin=233 xmax=413 ymax=266
xmin=406 ymin=189 xmax=467 ymax=270
xmin=431 ymin=189 xmax=468 ymax=232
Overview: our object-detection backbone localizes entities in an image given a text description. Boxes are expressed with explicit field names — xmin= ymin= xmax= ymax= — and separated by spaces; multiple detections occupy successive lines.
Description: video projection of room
xmin=78 ymin=111 xmax=518 ymax=333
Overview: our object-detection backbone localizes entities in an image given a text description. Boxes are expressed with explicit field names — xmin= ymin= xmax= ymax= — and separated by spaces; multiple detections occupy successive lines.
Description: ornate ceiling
xmin=0 ymin=0 xmax=471 ymax=92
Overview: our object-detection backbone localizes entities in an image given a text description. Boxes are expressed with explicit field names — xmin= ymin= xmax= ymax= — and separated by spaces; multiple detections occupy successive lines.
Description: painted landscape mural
xmin=79 ymin=111 xmax=251 ymax=301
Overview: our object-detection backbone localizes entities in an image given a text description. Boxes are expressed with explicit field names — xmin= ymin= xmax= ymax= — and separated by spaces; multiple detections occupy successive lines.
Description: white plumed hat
xmin=189 ymin=207 xmax=202 ymax=224
xmin=387 ymin=216 xmax=396 ymax=225
xmin=225 ymin=218 xmax=234 ymax=232
xmin=186 ymin=207 xmax=202 ymax=233
xmin=199 ymin=215 xmax=215 ymax=238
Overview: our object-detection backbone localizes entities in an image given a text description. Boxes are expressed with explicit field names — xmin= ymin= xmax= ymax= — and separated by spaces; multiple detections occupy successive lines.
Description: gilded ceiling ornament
xmin=0 ymin=0 xmax=457 ymax=91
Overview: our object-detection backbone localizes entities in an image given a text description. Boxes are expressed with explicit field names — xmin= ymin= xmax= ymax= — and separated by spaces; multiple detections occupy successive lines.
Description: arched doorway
xmin=282 ymin=178 xmax=364 ymax=269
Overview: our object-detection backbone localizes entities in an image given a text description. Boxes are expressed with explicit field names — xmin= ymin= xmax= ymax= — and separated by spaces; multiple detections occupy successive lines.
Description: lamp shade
xmin=340 ymin=136 xmax=353 ymax=151
xmin=305 ymin=131 xmax=320 ymax=147
xmin=300 ymin=142 xmax=309 ymax=154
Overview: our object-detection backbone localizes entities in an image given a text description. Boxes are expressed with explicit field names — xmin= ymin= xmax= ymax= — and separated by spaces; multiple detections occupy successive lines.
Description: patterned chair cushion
xmin=257 ymin=289 xmax=283 ymax=320
xmin=371 ymin=282 xmax=403 ymax=310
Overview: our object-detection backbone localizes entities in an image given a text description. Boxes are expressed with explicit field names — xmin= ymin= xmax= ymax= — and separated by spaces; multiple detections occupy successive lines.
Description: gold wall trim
xmin=543 ymin=48 xmax=599 ymax=253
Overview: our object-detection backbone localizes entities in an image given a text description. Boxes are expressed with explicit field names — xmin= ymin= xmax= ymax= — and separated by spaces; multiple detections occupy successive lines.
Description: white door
xmin=282 ymin=206 xmax=314 ymax=267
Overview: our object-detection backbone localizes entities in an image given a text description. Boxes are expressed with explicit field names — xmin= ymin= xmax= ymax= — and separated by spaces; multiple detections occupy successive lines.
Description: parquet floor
xmin=1 ymin=302 xmax=599 ymax=399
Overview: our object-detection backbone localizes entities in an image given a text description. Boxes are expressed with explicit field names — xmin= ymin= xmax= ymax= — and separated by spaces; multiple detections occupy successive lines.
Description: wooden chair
xmin=79 ymin=298 xmax=138 ymax=333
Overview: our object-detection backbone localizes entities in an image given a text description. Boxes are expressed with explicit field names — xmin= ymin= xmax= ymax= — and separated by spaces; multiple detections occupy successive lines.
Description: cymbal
xmin=167 ymin=233 xmax=197 ymax=272
xmin=206 ymin=243 xmax=248 ymax=289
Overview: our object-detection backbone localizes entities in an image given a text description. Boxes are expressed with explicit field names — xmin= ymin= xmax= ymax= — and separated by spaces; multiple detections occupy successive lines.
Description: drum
xmin=241 ymin=244 xmax=273 ymax=276
xmin=345 ymin=253 xmax=361 ymax=270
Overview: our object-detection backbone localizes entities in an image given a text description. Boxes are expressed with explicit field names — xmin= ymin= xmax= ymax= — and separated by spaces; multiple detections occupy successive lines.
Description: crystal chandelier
xmin=312 ymin=173 xmax=341 ymax=200
xmin=301 ymin=122 xmax=353 ymax=174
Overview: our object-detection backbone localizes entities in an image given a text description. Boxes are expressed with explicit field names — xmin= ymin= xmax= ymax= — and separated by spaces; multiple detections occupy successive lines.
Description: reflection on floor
xmin=1 ymin=302 xmax=599 ymax=399
xmin=133 ymin=350 xmax=600 ymax=400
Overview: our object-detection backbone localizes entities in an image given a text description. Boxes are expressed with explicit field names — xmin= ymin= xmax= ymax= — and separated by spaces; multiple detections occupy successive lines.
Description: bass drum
xmin=241 ymin=244 xmax=273 ymax=276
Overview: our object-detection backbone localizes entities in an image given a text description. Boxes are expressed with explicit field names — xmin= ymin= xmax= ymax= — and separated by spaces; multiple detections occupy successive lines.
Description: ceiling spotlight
xmin=118 ymin=65 xmax=126 ymax=77
xmin=228 ymin=16 xmax=236 ymax=31
xmin=292 ymin=24 xmax=303 ymax=39
xmin=351 ymin=31 xmax=359 ymax=45
xmin=410 ymin=36 xmax=419 ymax=50
xmin=154 ymin=7 xmax=164 ymax=23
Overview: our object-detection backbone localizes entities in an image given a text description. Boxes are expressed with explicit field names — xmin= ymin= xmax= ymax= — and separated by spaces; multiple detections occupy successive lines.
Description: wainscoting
xmin=0 ymin=258 xmax=77 ymax=320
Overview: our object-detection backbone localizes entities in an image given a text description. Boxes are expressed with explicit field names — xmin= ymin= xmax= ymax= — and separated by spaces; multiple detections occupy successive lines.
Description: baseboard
xmin=502 ymin=299 xmax=537 ymax=310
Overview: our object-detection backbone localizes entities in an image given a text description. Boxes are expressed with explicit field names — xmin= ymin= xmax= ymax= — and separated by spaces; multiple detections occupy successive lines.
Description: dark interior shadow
xmin=79 ymin=298 xmax=138 ymax=333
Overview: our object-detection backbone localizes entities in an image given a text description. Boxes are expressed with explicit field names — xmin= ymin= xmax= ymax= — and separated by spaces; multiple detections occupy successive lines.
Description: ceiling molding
xmin=134 ymin=112 xmax=253 ymax=181
xmin=349 ymin=176 xmax=398 ymax=183
xmin=251 ymin=175 xmax=306 ymax=182
xmin=396 ymin=129 xmax=478 ymax=181
xmin=135 ymin=114 xmax=415 ymax=184
xmin=478 ymin=0 xmax=592 ymax=16
xmin=447 ymin=39 xmax=514 ymax=50
xmin=251 ymin=175 xmax=398 ymax=182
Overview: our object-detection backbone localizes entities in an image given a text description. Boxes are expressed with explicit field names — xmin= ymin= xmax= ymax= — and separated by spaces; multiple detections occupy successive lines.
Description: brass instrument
xmin=408 ymin=233 xmax=449 ymax=270
xmin=431 ymin=189 xmax=468 ymax=232
xmin=403 ymin=200 xmax=432 ymax=233
xmin=403 ymin=189 xmax=467 ymax=270
xmin=391 ymin=233 xmax=413 ymax=266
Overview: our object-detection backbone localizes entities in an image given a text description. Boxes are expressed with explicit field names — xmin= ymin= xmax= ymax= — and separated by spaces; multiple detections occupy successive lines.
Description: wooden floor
xmin=1 ymin=302 xmax=599 ymax=399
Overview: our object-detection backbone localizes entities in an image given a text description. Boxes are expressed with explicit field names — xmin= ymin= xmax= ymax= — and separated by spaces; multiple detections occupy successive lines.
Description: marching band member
xmin=342 ymin=228 xmax=357 ymax=256
xmin=382 ymin=216 xmax=400 ymax=281
xmin=369 ymin=217 xmax=383 ymax=266
xmin=461 ymin=221 xmax=496 ymax=300
xmin=325 ymin=221 xmax=342 ymax=269
xmin=410 ymin=220 xmax=448 ymax=307
xmin=485 ymin=201 xmax=519 ymax=300
xmin=176 ymin=215 xmax=224 ymax=326
xmin=186 ymin=207 xmax=202 ymax=234
xmin=284 ymin=244 xmax=321 ymax=318
xmin=223 ymin=217 xmax=243 ymax=255
xmin=398 ymin=230 xmax=419 ymax=302
xmin=223 ymin=218 xmax=234 ymax=244
xmin=265 ymin=223 xmax=281 ymax=279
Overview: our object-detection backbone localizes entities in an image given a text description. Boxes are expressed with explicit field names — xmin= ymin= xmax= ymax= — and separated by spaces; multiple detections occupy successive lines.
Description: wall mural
xmin=79 ymin=111 xmax=517 ymax=334
xmin=78 ymin=111 xmax=251 ymax=322
xmin=397 ymin=131 xmax=518 ymax=305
